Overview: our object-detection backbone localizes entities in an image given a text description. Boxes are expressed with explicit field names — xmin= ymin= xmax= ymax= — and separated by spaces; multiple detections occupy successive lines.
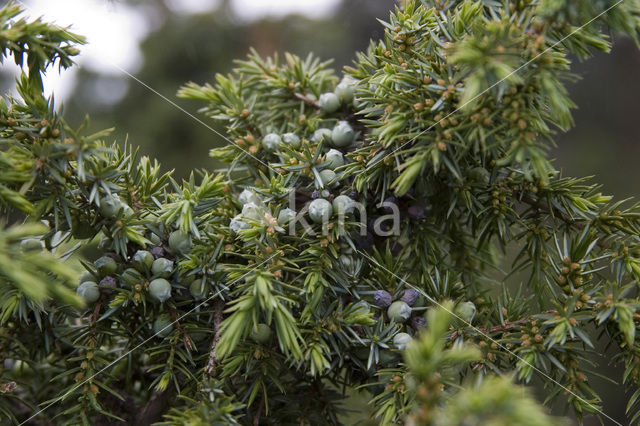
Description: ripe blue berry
xmin=373 ymin=290 xmax=393 ymax=308
xmin=410 ymin=316 xmax=427 ymax=330
xmin=400 ymin=289 xmax=419 ymax=306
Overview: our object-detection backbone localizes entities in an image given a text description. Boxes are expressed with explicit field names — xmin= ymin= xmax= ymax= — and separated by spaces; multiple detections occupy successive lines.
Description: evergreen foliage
xmin=0 ymin=0 xmax=640 ymax=424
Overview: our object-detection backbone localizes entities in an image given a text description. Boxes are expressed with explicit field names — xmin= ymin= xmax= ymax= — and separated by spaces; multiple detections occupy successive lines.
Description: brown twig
xmin=449 ymin=310 xmax=556 ymax=340
xmin=293 ymin=92 xmax=320 ymax=109
xmin=516 ymin=192 xmax=610 ymax=249
xmin=253 ymin=396 xmax=264 ymax=426
xmin=169 ymin=309 xmax=193 ymax=351
xmin=204 ymin=299 xmax=225 ymax=377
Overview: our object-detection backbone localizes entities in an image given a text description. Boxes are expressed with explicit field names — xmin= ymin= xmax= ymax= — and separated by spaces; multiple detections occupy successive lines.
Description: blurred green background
xmin=2 ymin=0 xmax=639 ymax=424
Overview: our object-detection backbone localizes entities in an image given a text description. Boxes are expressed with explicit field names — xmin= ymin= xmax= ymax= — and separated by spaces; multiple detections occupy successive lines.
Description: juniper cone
xmin=2 ymin=1 xmax=640 ymax=425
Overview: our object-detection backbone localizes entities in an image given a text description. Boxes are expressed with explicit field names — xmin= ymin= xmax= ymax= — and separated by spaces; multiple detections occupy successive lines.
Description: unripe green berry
xmin=455 ymin=301 xmax=476 ymax=323
xmin=79 ymin=271 xmax=96 ymax=284
xmin=262 ymin=133 xmax=281 ymax=152
xmin=387 ymin=301 xmax=411 ymax=323
xmin=238 ymin=189 xmax=262 ymax=206
xmin=318 ymin=92 xmax=340 ymax=113
xmin=94 ymin=256 xmax=117 ymax=277
xmin=250 ymin=323 xmax=272 ymax=343
xmin=77 ymin=281 xmax=100 ymax=304
xmin=282 ymin=132 xmax=301 ymax=149
xmin=121 ymin=268 xmax=143 ymax=287
xmin=168 ymin=230 xmax=192 ymax=255
xmin=99 ymin=195 xmax=123 ymax=218
xmin=332 ymin=195 xmax=355 ymax=216
xmin=331 ymin=121 xmax=355 ymax=147
xmin=325 ymin=149 xmax=344 ymax=169
xmin=20 ymin=238 xmax=43 ymax=252
xmin=132 ymin=250 xmax=154 ymax=272
xmin=229 ymin=215 xmax=250 ymax=233
xmin=242 ymin=202 xmax=265 ymax=221
xmin=308 ymin=198 xmax=333 ymax=223
xmin=189 ymin=279 xmax=207 ymax=300
xmin=149 ymin=278 xmax=172 ymax=303
xmin=153 ymin=314 xmax=174 ymax=338
xmin=278 ymin=208 xmax=297 ymax=226
xmin=319 ymin=169 xmax=336 ymax=186
xmin=151 ymin=258 xmax=174 ymax=278
xmin=468 ymin=167 xmax=490 ymax=184
xmin=148 ymin=232 xmax=162 ymax=246
xmin=335 ymin=76 xmax=356 ymax=103
xmin=393 ymin=332 xmax=412 ymax=350
xmin=312 ymin=128 xmax=333 ymax=144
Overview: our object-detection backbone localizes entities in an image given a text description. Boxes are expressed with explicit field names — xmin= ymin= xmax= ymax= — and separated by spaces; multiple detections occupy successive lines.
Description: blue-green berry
xmin=262 ymin=133 xmax=281 ymax=152
xmin=332 ymin=195 xmax=355 ymax=216
xmin=282 ymin=132 xmax=301 ymax=149
xmin=153 ymin=314 xmax=174 ymax=338
xmin=387 ymin=301 xmax=411 ymax=323
xmin=331 ymin=121 xmax=355 ymax=147
xmin=312 ymin=128 xmax=333 ymax=144
xmin=95 ymin=256 xmax=117 ymax=276
xmin=77 ymin=281 xmax=100 ymax=304
xmin=132 ymin=250 xmax=154 ymax=272
xmin=325 ymin=149 xmax=344 ymax=169
xmin=318 ymin=92 xmax=340 ymax=113
xmin=149 ymin=278 xmax=172 ymax=303
xmin=393 ymin=332 xmax=412 ymax=350
xmin=168 ymin=230 xmax=192 ymax=255
xmin=308 ymin=198 xmax=332 ymax=223
xmin=151 ymin=258 xmax=174 ymax=278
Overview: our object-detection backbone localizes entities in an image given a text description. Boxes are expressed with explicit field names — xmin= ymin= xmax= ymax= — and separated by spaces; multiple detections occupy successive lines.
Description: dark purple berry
xmin=373 ymin=290 xmax=393 ymax=308
xmin=311 ymin=190 xmax=321 ymax=199
xmin=410 ymin=316 xmax=426 ymax=330
xmin=349 ymin=190 xmax=358 ymax=199
xmin=407 ymin=205 xmax=425 ymax=219
xmin=381 ymin=196 xmax=398 ymax=213
xmin=150 ymin=246 xmax=165 ymax=259
xmin=99 ymin=276 xmax=118 ymax=293
xmin=389 ymin=241 xmax=403 ymax=257
xmin=354 ymin=231 xmax=374 ymax=250
xmin=400 ymin=289 xmax=419 ymax=306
